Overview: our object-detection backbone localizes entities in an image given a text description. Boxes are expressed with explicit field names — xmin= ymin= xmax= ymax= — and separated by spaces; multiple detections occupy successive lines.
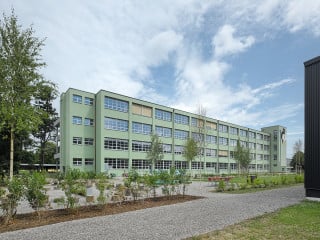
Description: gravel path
xmin=0 ymin=184 xmax=305 ymax=240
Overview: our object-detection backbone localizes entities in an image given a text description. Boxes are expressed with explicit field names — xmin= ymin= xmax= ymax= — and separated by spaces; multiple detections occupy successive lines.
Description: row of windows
xmin=72 ymin=116 xmax=94 ymax=126
xmin=72 ymin=137 xmax=94 ymax=145
xmin=104 ymin=117 xmax=128 ymax=131
xmin=72 ymin=95 xmax=94 ymax=105
xmin=104 ymin=97 xmax=129 ymax=112
xmin=132 ymin=122 xmax=152 ymax=135
xmin=155 ymin=126 xmax=172 ymax=138
xmin=155 ymin=109 xmax=172 ymax=121
xmin=72 ymin=158 xmax=94 ymax=166
xmin=174 ymin=113 xmax=189 ymax=125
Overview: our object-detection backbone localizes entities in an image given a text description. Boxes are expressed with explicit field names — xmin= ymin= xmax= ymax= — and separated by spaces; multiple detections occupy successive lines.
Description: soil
xmin=0 ymin=195 xmax=203 ymax=233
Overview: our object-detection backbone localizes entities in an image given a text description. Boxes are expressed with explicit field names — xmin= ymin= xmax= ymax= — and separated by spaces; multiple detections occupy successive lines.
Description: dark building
xmin=305 ymin=56 xmax=320 ymax=198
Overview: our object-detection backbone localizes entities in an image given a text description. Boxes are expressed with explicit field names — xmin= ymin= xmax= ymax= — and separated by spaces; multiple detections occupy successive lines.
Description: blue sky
xmin=1 ymin=0 xmax=318 ymax=157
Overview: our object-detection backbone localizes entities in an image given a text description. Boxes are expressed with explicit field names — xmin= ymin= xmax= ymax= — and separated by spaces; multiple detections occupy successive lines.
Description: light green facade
xmin=59 ymin=88 xmax=287 ymax=175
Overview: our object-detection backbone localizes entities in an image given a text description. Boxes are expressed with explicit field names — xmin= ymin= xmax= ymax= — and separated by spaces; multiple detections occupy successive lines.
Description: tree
xmin=290 ymin=151 xmax=304 ymax=173
xmin=234 ymin=139 xmax=251 ymax=175
xmin=34 ymin=141 xmax=56 ymax=164
xmin=0 ymin=10 xmax=50 ymax=179
xmin=146 ymin=134 xmax=163 ymax=173
xmin=183 ymin=138 xmax=198 ymax=173
xmin=293 ymin=139 xmax=303 ymax=174
xmin=33 ymin=83 xmax=58 ymax=169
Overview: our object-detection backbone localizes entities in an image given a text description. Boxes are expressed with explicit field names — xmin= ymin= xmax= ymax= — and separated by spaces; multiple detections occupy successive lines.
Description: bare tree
xmin=293 ymin=139 xmax=303 ymax=174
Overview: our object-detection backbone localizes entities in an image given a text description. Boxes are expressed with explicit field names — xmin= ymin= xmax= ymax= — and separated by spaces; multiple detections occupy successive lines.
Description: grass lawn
xmin=188 ymin=200 xmax=320 ymax=240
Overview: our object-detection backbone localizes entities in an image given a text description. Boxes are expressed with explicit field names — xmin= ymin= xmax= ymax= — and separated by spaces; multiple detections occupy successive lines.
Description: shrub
xmin=217 ymin=180 xmax=225 ymax=192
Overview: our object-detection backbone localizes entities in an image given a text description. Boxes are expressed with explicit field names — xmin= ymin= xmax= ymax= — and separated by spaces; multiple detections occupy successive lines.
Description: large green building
xmin=57 ymin=88 xmax=287 ymax=175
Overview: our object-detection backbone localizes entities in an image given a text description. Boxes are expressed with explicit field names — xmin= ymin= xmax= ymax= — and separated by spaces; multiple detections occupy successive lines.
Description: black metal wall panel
xmin=305 ymin=56 xmax=320 ymax=198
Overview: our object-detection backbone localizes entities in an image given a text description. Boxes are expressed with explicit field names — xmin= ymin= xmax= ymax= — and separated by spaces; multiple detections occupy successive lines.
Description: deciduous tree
xmin=146 ymin=134 xmax=163 ymax=173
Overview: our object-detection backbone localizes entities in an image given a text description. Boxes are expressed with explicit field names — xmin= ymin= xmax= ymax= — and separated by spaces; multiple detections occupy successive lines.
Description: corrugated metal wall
xmin=305 ymin=56 xmax=320 ymax=198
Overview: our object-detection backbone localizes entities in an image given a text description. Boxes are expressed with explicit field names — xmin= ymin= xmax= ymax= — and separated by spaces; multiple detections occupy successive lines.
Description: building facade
xmin=57 ymin=88 xmax=287 ymax=175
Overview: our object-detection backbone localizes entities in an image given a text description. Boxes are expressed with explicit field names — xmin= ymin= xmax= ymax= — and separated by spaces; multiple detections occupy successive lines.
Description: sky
xmin=1 ymin=0 xmax=318 ymax=157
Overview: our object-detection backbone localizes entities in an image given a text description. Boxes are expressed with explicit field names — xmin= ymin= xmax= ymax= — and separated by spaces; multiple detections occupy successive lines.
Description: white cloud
xmin=212 ymin=25 xmax=255 ymax=59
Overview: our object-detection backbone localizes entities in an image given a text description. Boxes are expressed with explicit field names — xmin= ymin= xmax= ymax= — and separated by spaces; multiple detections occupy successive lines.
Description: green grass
xmin=188 ymin=200 xmax=320 ymax=240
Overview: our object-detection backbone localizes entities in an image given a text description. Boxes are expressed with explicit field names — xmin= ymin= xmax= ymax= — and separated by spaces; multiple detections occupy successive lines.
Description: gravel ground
xmin=0 ymin=183 xmax=305 ymax=240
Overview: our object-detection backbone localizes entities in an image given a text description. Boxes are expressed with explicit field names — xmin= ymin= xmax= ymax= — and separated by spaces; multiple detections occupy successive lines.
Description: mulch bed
xmin=0 ymin=195 xmax=203 ymax=233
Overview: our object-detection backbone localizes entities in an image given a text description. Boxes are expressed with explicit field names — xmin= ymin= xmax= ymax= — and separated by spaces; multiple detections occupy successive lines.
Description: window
xmin=132 ymin=103 xmax=152 ymax=117
xmin=239 ymin=129 xmax=247 ymax=137
xmin=175 ymin=161 xmax=187 ymax=169
xmin=206 ymin=135 xmax=217 ymax=144
xmin=264 ymin=155 xmax=270 ymax=160
xmin=206 ymin=148 xmax=217 ymax=157
xmin=248 ymin=131 xmax=255 ymax=139
xmin=84 ymin=138 xmax=94 ymax=145
xmin=104 ymin=117 xmax=128 ymax=131
xmin=85 ymin=158 xmax=94 ymax=165
xmin=230 ymin=127 xmax=238 ymax=135
xmin=249 ymin=164 xmax=256 ymax=170
xmin=219 ymin=137 xmax=228 ymax=146
xmin=192 ymin=132 xmax=204 ymax=142
xmin=73 ymin=158 xmax=82 ymax=166
xmin=155 ymin=126 xmax=172 ymax=137
xmin=273 ymin=130 xmax=278 ymax=140
xmin=174 ymin=113 xmax=189 ymax=125
xmin=206 ymin=162 xmax=216 ymax=169
xmin=256 ymin=133 xmax=263 ymax=140
xmin=230 ymin=139 xmax=237 ymax=147
xmin=72 ymin=116 xmax=82 ymax=125
xmin=206 ymin=121 xmax=217 ymax=130
xmin=162 ymin=144 xmax=172 ymax=153
xmin=84 ymin=97 xmax=93 ymax=105
xmin=274 ymin=144 xmax=277 ymax=151
xmin=230 ymin=163 xmax=238 ymax=170
xmin=174 ymin=145 xmax=184 ymax=155
xmin=132 ymin=159 xmax=150 ymax=169
xmin=218 ymin=150 xmax=228 ymax=157
xmin=84 ymin=118 xmax=94 ymax=126
xmin=104 ymin=97 xmax=128 ymax=112
xmin=264 ymin=135 xmax=270 ymax=141
xmin=256 ymin=154 xmax=263 ymax=160
xmin=156 ymin=160 xmax=172 ymax=170
xmin=240 ymin=141 xmax=247 ymax=148
xmin=250 ymin=153 xmax=255 ymax=160
xmin=132 ymin=122 xmax=152 ymax=135
xmin=104 ymin=138 xmax=129 ymax=150
xmin=192 ymin=162 xmax=204 ymax=169
xmin=230 ymin=151 xmax=235 ymax=159
xmin=104 ymin=158 xmax=128 ymax=169
xmin=72 ymin=94 xmax=82 ymax=103
xmin=155 ymin=109 xmax=172 ymax=121
xmin=191 ymin=117 xmax=197 ymax=127
xmin=273 ymin=155 xmax=277 ymax=160
xmin=256 ymin=143 xmax=263 ymax=150
xmin=264 ymin=145 xmax=270 ymax=151
xmin=132 ymin=141 xmax=151 ymax=152
xmin=218 ymin=124 xmax=228 ymax=133
xmin=73 ymin=137 xmax=82 ymax=145
xmin=248 ymin=142 xmax=255 ymax=149
xmin=174 ymin=129 xmax=189 ymax=140
xmin=219 ymin=163 xmax=228 ymax=170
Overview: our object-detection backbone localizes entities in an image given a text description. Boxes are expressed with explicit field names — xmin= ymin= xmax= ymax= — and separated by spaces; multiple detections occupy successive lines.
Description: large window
xmin=206 ymin=148 xmax=217 ymax=157
xmin=175 ymin=161 xmax=187 ymax=169
xmin=132 ymin=122 xmax=152 ymax=135
xmin=155 ymin=126 xmax=172 ymax=137
xmin=72 ymin=94 xmax=82 ymax=104
xmin=72 ymin=116 xmax=82 ymax=125
xmin=104 ymin=158 xmax=128 ymax=169
xmin=174 ymin=145 xmax=184 ymax=155
xmin=73 ymin=158 xmax=82 ymax=166
xmin=256 ymin=143 xmax=263 ymax=150
xmin=230 ymin=139 xmax=237 ymax=147
xmin=256 ymin=154 xmax=263 ymax=160
xmin=84 ymin=118 xmax=94 ymax=126
xmin=104 ymin=97 xmax=128 ymax=112
xmin=132 ymin=141 xmax=151 ymax=152
xmin=104 ymin=117 xmax=128 ymax=131
xmin=264 ymin=145 xmax=270 ymax=151
xmin=219 ymin=163 xmax=228 ymax=169
xmin=229 ymin=127 xmax=238 ymax=135
xmin=240 ymin=129 xmax=247 ymax=137
xmin=192 ymin=132 xmax=204 ymax=142
xmin=155 ymin=109 xmax=172 ymax=121
xmin=84 ymin=138 xmax=94 ymax=145
xmin=162 ymin=144 xmax=172 ymax=153
xmin=256 ymin=133 xmax=263 ymax=140
xmin=174 ymin=129 xmax=189 ymax=140
xmin=240 ymin=141 xmax=247 ymax=148
xmin=174 ymin=113 xmax=189 ymax=125
xmin=206 ymin=135 xmax=217 ymax=144
xmin=156 ymin=160 xmax=172 ymax=170
xmin=248 ymin=142 xmax=255 ymax=149
xmin=192 ymin=162 xmax=204 ymax=169
xmin=84 ymin=97 xmax=93 ymax=105
xmin=206 ymin=162 xmax=217 ymax=169
xmin=248 ymin=131 xmax=255 ymax=139
xmin=273 ymin=130 xmax=278 ymax=140
xmin=218 ymin=124 xmax=228 ymax=133
xmin=264 ymin=135 xmax=270 ymax=141
xmin=219 ymin=137 xmax=228 ymax=146
xmin=264 ymin=155 xmax=270 ymax=160
xmin=85 ymin=158 xmax=94 ymax=165
xmin=132 ymin=159 xmax=150 ymax=169
xmin=132 ymin=103 xmax=152 ymax=117
xmin=73 ymin=137 xmax=82 ymax=145
xmin=104 ymin=138 xmax=128 ymax=150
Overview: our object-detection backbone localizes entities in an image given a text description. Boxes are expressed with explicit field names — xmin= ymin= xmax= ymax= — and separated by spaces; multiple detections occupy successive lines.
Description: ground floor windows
xmin=132 ymin=141 xmax=151 ymax=152
xmin=104 ymin=138 xmax=129 ymax=150
xmin=155 ymin=160 xmax=172 ymax=169
xmin=206 ymin=162 xmax=216 ymax=169
xmin=104 ymin=158 xmax=128 ymax=169
xmin=85 ymin=158 xmax=94 ymax=165
xmin=192 ymin=162 xmax=204 ymax=169
xmin=175 ymin=161 xmax=187 ymax=169
xmin=132 ymin=159 xmax=150 ymax=169
xmin=219 ymin=163 xmax=228 ymax=170
xmin=230 ymin=163 xmax=238 ymax=170
xmin=73 ymin=158 xmax=82 ymax=166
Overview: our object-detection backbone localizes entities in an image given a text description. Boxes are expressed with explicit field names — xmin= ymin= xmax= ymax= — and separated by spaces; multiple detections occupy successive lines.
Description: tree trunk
xmin=10 ymin=124 xmax=14 ymax=180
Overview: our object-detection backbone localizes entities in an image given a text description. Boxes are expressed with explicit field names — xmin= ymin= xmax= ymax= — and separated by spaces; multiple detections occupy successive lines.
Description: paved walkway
xmin=0 ymin=184 xmax=305 ymax=240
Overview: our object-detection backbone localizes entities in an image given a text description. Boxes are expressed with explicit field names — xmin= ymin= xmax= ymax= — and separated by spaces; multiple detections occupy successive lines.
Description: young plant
xmin=95 ymin=174 xmax=108 ymax=205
